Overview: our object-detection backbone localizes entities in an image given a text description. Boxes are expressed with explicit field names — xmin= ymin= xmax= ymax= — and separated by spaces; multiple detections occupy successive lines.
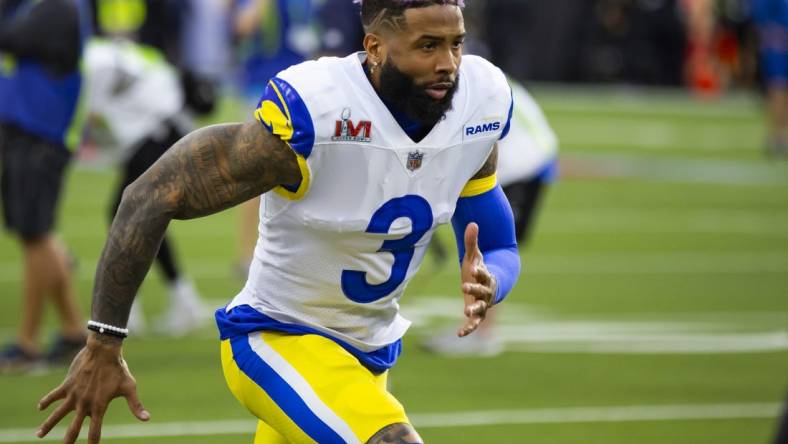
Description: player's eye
xmin=422 ymin=42 xmax=437 ymax=51
xmin=452 ymin=40 xmax=464 ymax=49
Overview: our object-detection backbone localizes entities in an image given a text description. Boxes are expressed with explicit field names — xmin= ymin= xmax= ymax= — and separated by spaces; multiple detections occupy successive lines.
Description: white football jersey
xmin=496 ymin=79 xmax=558 ymax=187
xmin=225 ymin=52 xmax=511 ymax=353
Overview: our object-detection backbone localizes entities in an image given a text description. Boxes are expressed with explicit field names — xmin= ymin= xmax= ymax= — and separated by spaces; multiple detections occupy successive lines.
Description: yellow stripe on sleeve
xmin=269 ymin=80 xmax=293 ymax=124
xmin=272 ymin=154 xmax=311 ymax=201
xmin=459 ymin=173 xmax=497 ymax=197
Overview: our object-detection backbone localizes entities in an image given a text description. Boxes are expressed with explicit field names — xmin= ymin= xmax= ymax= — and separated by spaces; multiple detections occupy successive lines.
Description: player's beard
xmin=377 ymin=57 xmax=459 ymax=128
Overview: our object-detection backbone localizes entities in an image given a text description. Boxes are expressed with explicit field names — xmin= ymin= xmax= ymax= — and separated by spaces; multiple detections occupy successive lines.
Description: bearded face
xmin=377 ymin=55 xmax=459 ymax=128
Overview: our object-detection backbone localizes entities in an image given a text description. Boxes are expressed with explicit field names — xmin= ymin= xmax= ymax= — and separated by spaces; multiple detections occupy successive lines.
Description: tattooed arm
xmin=368 ymin=423 xmax=423 ymax=444
xmin=35 ymin=121 xmax=300 ymax=444
xmin=92 ymin=121 xmax=300 ymax=327
xmin=471 ymin=144 xmax=498 ymax=181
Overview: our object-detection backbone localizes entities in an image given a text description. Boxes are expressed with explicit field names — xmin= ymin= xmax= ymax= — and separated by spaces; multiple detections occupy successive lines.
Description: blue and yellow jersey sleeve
xmin=460 ymin=172 xmax=498 ymax=198
xmin=254 ymin=76 xmax=315 ymax=200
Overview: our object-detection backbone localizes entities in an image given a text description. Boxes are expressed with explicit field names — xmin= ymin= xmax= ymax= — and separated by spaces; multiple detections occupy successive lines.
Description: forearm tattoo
xmin=91 ymin=122 xmax=300 ymax=327
xmin=367 ymin=423 xmax=423 ymax=444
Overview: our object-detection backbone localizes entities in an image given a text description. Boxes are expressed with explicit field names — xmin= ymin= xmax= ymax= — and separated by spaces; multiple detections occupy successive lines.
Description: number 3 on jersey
xmin=341 ymin=195 xmax=433 ymax=303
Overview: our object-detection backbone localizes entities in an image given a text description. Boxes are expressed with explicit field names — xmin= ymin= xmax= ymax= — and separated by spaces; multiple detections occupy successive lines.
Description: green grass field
xmin=1 ymin=87 xmax=787 ymax=443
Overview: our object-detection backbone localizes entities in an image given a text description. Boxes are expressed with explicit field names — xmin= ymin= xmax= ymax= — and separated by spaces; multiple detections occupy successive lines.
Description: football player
xmin=37 ymin=1 xmax=521 ymax=443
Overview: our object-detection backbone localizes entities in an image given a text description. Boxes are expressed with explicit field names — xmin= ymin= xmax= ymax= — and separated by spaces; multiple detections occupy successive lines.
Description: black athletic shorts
xmin=0 ymin=123 xmax=71 ymax=240
xmin=502 ymin=176 xmax=548 ymax=246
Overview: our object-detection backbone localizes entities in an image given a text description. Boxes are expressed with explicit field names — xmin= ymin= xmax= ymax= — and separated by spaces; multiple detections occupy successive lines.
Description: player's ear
xmin=363 ymin=33 xmax=385 ymax=67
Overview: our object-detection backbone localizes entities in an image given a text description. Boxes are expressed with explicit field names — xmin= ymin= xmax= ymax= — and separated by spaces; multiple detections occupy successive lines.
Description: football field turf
xmin=0 ymin=87 xmax=786 ymax=443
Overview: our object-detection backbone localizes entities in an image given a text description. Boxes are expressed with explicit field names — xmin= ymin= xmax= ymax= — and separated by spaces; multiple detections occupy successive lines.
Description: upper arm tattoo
xmin=470 ymin=144 xmax=498 ymax=180
xmin=367 ymin=423 xmax=423 ymax=444
xmin=170 ymin=121 xmax=301 ymax=219
xmin=91 ymin=121 xmax=300 ymax=327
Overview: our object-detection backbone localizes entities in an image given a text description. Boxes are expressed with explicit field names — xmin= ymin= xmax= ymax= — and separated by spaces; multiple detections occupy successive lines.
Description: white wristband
xmin=87 ymin=320 xmax=129 ymax=338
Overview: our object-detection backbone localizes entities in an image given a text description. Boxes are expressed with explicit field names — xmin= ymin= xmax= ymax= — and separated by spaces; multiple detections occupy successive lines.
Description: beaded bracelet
xmin=87 ymin=320 xmax=129 ymax=339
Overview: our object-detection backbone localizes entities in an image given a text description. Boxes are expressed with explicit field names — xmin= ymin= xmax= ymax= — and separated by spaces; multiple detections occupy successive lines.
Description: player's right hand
xmin=36 ymin=334 xmax=149 ymax=444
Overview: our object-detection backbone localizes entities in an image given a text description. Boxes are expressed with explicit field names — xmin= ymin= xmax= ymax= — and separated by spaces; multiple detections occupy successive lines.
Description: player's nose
xmin=434 ymin=48 xmax=459 ymax=77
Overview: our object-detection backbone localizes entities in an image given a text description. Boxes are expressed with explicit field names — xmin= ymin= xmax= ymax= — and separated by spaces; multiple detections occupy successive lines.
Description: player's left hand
xmin=458 ymin=222 xmax=497 ymax=337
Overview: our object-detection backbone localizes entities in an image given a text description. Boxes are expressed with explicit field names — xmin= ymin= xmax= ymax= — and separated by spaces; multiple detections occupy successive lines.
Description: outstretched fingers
xmin=464 ymin=299 xmax=489 ymax=318
xmin=62 ymin=409 xmax=86 ymax=444
xmin=36 ymin=398 xmax=73 ymax=438
xmin=37 ymin=385 xmax=66 ymax=411
xmin=472 ymin=266 xmax=492 ymax=286
xmin=458 ymin=314 xmax=484 ymax=337
xmin=462 ymin=282 xmax=492 ymax=302
xmin=87 ymin=406 xmax=106 ymax=444
xmin=124 ymin=387 xmax=150 ymax=421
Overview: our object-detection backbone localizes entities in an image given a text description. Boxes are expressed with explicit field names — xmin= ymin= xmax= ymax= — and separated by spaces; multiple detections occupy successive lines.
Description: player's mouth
xmin=425 ymin=82 xmax=454 ymax=100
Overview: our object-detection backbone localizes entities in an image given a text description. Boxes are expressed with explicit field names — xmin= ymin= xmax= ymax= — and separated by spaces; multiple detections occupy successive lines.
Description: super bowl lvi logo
xmin=332 ymin=107 xmax=372 ymax=142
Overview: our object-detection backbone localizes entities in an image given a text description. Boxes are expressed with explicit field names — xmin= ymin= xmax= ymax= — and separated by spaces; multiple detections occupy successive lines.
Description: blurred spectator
xmin=0 ymin=0 xmax=92 ymax=371
xmin=136 ymin=0 xmax=186 ymax=66
xmin=751 ymin=0 xmax=788 ymax=157
xmin=682 ymin=0 xmax=721 ymax=93
xmin=179 ymin=0 xmax=230 ymax=116
xmin=315 ymin=0 xmax=363 ymax=56
xmin=231 ymin=0 xmax=318 ymax=273
xmin=715 ymin=0 xmax=759 ymax=88
xmin=81 ymin=36 xmax=209 ymax=335
xmin=90 ymin=0 xmax=221 ymax=116
xmin=232 ymin=0 xmax=318 ymax=102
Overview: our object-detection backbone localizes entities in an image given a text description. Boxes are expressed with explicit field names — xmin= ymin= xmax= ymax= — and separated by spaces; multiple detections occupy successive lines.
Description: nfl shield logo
xmin=406 ymin=151 xmax=424 ymax=171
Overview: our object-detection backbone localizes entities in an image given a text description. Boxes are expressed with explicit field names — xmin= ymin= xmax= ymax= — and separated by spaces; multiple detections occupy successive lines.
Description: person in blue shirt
xmin=751 ymin=0 xmax=788 ymax=157
xmin=0 ymin=0 xmax=91 ymax=372
xmin=232 ymin=0 xmax=317 ymax=102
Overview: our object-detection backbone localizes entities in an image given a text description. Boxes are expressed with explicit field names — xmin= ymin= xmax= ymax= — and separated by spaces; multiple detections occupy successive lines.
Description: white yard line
xmin=404 ymin=297 xmax=788 ymax=354
xmin=0 ymin=402 xmax=780 ymax=442
xmin=503 ymin=331 xmax=788 ymax=354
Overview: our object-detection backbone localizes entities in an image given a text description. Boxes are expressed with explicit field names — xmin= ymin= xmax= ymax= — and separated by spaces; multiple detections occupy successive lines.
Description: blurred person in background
xmin=751 ymin=0 xmax=788 ymax=157
xmin=424 ymin=78 xmax=559 ymax=356
xmin=683 ymin=0 xmax=723 ymax=94
xmin=81 ymin=2 xmax=209 ymax=335
xmin=681 ymin=0 xmax=759 ymax=95
xmin=179 ymin=0 xmax=229 ymax=117
xmin=0 ymin=0 xmax=91 ymax=371
xmin=231 ymin=0 xmax=318 ymax=275
xmin=232 ymin=0 xmax=318 ymax=103
xmin=90 ymin=0 xmax=222 ymax=118
xmin=315 ymin=0 xmax=364 ymax=56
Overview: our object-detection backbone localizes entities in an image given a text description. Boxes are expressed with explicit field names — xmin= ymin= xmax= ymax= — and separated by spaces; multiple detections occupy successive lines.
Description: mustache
xmin=421 ymin=78 xmax=456 ymax=89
